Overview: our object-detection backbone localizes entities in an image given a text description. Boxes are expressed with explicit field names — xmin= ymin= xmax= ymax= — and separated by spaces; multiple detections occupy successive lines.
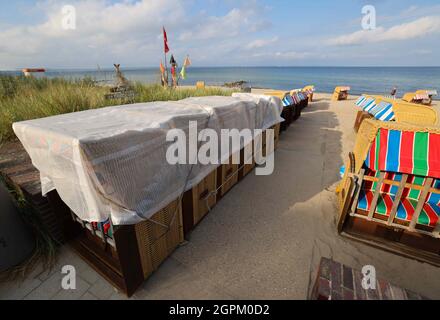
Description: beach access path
xmin=1 ymin=92 xmax=439 ymax=300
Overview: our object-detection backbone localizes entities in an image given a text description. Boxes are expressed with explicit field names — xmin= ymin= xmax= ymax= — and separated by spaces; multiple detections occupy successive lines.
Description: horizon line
xmin=2 ymin=65 xmax=440 ymax=71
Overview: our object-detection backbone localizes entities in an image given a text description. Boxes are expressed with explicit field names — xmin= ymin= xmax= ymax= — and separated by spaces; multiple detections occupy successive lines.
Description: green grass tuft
xmin=0 ymin=75 xmax=235 ymax=143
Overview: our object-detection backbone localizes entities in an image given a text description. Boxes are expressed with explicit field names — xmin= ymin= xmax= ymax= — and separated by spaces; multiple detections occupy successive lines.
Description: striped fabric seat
xmin=357 ymin=190 xmax=439 ymax=226
xmin=373 ymin=102 xmax=395 ymax=121
xmin=355 ymin=96 xmax=366 ymax=106
xmin=362 ymin=99 xmax=377 ymax=112
xmin=354 ymin=96 xmax=395 ymax=122
xmin=357 ymin=172 xmax=440 ymax=227
xmin=282 ymin=94 xmax=294 ymax=107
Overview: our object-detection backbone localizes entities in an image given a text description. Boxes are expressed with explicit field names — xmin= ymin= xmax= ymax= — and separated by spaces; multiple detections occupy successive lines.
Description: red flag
xmin=163 ymin=27 xmax=169 ymax=53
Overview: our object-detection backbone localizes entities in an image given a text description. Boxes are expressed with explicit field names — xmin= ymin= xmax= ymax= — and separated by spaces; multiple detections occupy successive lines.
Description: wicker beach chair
xmin=290 ymin=89 xmax=309 ymax=111
xmin=264 ymin=90 xmax=300 ymax=130
xmin=303 ymin=85 xmax=315 ymax=102
xmin=337 ymin=118 xmax=440 ymax=265
xmin=354 ymin=94 xmax=438 ymax=130
xmin=332 ymin=86 xmax=350 ymax=101
xmin=415 ymin=90 xmax=438 ymax=106
xmin=403 ymin=90 xmax=437 ymax=106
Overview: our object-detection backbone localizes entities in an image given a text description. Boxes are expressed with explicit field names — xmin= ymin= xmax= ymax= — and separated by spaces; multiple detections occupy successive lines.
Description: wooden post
xmin=367 ymin=172 xmax=385 ymax=221
xmin=387 ymin=174 xmax=408 ymax=225
xmin=409 ymin=178 xmax=433 ymax=231
xmin=350 ymin=169 xmax=365 ymax=215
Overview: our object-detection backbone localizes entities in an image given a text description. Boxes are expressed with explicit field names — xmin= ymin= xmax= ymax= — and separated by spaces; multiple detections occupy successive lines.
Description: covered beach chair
xmin=332 ymin=86 xmax=351 ymax=101
xmin=337 ymin=118 xmax=440 ymax=266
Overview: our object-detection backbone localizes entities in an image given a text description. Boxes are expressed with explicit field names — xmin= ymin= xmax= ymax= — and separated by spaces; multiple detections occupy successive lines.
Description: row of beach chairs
xmin=49 ymin=87 xmax=314 ymax=296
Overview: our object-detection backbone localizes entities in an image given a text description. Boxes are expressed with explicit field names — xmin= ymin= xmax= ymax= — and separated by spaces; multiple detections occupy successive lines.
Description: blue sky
xmin=1 ymin=0 xmax=440 ymax=69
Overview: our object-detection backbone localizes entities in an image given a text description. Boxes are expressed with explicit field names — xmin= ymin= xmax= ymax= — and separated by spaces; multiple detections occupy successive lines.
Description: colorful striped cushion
xmin=357 ymin=189 xmax=439 ymax=227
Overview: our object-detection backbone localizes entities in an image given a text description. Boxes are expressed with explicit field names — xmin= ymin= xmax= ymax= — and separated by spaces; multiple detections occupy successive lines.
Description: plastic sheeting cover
xmin=13 ymin=94 xmax=283 ymax=225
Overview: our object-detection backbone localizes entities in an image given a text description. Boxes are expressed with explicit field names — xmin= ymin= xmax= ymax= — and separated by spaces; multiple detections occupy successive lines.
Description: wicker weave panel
xmin=135 ymin=199 xmax=183 ymax=278
xmin=192 ymin=170 xmax=217 ymax=225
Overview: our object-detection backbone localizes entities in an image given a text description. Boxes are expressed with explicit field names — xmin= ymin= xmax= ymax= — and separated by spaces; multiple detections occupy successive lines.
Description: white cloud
xmin=0 ymin=0 xmax=271 ymax=69
xmin=246 ymin=36 xmax=278 ymax=49
xmin=178 ymin=7 xmax=269 ymax=41
xmin=327 ymin=16 xmax=440 ymax=46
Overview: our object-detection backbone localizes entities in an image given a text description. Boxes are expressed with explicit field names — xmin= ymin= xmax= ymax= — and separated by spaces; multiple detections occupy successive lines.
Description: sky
xmin=0 ymin=0 xmax=440 ymax=69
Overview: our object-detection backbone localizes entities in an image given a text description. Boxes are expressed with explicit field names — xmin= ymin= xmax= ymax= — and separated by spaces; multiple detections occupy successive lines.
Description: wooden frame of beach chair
xmin=238 ymin=144 xmax=256 ymax=181
xmin=262 ymin=123 xmax=281 ymax=155
xmin=353 ymin=110 xmax=373 ymax=133
xmin=182 ymin=170 xmax=217 ymax=236
xmin=48 ymin=191 xmax=184 ymax=296
xmin=216 ymin=154 xmax=240 ymax=201
xmin=337 ymin=119 xmax=440 ymax=266
xmin=303 ymin=85 xmax=315 ymax=102
xmin=332 ymin=86 xmax=350 ymax=101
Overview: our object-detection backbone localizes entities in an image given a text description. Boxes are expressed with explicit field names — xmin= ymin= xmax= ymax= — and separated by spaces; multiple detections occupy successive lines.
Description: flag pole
xmin=163 ymin=26 xmax=169 ymax=87
xmin=164 ymin=52 xmax=169 ymax=87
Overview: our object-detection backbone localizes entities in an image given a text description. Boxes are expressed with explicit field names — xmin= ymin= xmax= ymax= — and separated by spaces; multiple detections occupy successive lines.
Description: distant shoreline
xmin=1 ymin=66 xmax=438 ymax=99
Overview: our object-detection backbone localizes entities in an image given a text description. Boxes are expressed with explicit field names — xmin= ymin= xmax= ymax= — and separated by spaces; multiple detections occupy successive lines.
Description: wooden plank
xmin=367 ymin=172 xmax=385 ymax=221
xmin=408 ymin=178 xmax=434 ymax=231
xmin=362 ymin=175 xmax=440 ymax=195
xmin=350 ymin=169 xmax=365 ymax=215
xmin=337 ymin=176 xmax=355 ymax=233
xmin=387 ymin=174 xmax=408 ymax=225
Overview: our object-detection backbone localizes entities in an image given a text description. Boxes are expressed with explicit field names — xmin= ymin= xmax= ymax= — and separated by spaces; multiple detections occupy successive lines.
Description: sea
xmin=2 ymin=66 xmax=439 ymax=98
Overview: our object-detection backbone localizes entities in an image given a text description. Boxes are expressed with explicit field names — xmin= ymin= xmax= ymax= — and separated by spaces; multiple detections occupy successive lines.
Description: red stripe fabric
xmin=365 ymin=191 xmax=374 ymax=211
xmin=382 ymin=194 xmax=394 ymax=215
xmin=399 ymin=131 xmax=414 ymax=174
xmin=428 ymin=134 xmax=440 ymax=178
xmin=423 ymin=204 xmax=439 ymax=226
xmin=402 ymin=199 xmax=415 ymax=221
xmin=379 ymin=129 xmax=388 ymax=171
xmin=369 ymin=139 xmax=376 ymax=169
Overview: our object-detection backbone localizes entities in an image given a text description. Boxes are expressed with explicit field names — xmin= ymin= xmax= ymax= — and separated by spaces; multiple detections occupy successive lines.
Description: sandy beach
xmin=1 ymin=92 xmax=439 ymax=300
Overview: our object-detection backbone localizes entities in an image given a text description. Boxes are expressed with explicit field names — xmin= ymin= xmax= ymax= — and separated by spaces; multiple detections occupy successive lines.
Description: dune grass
xmin=0 ymin=75 xmax=235 ymax=143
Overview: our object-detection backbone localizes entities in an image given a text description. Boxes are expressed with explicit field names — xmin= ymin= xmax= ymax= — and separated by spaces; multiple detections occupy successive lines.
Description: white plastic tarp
xmin=13 ymin=94 xmax=283 ymax=225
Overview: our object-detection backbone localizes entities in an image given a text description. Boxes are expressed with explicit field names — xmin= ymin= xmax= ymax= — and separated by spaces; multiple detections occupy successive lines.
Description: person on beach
xmin=390 ymin=87 xmax=397 ymax=98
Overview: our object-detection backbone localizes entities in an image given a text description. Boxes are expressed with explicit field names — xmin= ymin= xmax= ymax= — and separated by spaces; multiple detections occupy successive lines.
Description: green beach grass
xmin=0 ymin=75 xmax=235 ymax=143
